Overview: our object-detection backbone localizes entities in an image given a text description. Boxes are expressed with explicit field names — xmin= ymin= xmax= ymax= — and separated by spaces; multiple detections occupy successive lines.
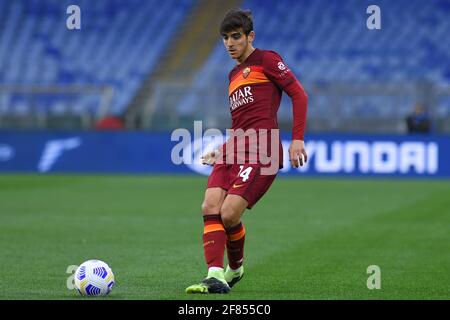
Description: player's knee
xmin=201 ymin=199 xmax=221 ymax=215
xmin=220 ymin=205 xmax=239 ymax=228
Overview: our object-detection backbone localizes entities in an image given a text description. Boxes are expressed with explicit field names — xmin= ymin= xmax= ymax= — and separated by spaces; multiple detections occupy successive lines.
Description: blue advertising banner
xmin=0 ymin=131 xmax=449 ymax=177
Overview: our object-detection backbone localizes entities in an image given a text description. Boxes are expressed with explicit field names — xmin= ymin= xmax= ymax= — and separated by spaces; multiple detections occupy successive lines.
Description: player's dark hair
xmin=220 ymin=9 xmax=253 ymax=36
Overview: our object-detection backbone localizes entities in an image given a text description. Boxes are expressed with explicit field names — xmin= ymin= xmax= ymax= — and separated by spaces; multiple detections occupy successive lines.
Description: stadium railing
xmin=0 ymin=85 xmax=114 ymax=129
xmin=140 ymin=81 xmax=450 ymax=134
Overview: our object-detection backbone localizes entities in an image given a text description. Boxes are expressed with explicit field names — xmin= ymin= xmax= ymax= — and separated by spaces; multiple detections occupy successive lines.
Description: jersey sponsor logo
xmin=229 ymin=86 xmax=254 ymax=111
xmin=277 ymin=62 xmax=286 ymax=70
xmin=242 ymin=67 xmax=251 ymax=79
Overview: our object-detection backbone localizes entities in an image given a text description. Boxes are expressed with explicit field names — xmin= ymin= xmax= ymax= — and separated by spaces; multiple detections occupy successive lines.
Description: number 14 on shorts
xmin=238 ymin=165 xmax=253 ymax=182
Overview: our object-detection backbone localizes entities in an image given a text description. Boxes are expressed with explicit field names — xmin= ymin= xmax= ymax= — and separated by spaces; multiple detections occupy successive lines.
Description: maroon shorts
xmin=206 ymin=163 xmax=277 ymax=209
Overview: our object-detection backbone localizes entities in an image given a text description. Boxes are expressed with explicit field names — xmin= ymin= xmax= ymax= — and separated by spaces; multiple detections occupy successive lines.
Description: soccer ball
xmin=74 ymin=259 xmax=115 ymax=296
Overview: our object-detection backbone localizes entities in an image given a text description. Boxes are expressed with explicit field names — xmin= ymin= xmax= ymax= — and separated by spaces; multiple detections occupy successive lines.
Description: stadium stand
xmin=0 ymin=0 xmax=449 ymax=132
xmin=172 ymin=0 xmax=450 ymax=132
xmin=0 ymin=0 xmax=193 ymax=127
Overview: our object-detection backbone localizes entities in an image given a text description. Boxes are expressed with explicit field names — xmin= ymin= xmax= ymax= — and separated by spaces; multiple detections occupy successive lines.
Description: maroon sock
xmin=202 ymin=214 xmax=227 ymax=269
xmin=226 ymin=222 xmax=246 ymax=270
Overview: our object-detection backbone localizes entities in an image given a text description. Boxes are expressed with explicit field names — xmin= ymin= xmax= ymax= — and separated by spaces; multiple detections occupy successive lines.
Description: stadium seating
xmin=0 ymin=0 xmax=193 ymax=118
xmin=178 ymin=0 xmax=450 ymax=124
xmin=1 ymin=0 xmax=449 ymax=129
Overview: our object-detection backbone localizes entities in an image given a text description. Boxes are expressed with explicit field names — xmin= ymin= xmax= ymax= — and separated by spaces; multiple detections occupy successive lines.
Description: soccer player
xmin=186 ymin=9 xmax=308 ymax=294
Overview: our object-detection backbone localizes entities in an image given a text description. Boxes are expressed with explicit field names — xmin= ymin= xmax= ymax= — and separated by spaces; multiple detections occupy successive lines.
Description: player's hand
xmin=289 ymin=140 xmax=307 ymax=168
xmin=201 ymin=149 xmax=221 ymax=166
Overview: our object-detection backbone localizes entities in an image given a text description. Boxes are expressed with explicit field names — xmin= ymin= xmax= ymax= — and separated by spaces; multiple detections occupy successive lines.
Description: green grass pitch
xmin=0 ymin=175 xmax=449 ymax=300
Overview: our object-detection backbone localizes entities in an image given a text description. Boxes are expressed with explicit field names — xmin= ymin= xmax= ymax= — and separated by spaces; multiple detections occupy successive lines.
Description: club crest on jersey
xmin=242 ymin=67 xmax=251 ymax=79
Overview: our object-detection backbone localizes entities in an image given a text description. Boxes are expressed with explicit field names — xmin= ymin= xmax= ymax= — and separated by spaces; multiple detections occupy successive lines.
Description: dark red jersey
xmin=223 ymin=48 xmax=308 ymax=170
xmin=228 ymin=48 xmax=296 ymax=130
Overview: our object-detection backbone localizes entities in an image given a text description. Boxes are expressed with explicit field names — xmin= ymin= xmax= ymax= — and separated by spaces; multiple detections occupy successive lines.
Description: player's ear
xmin=247 ymin=31 xmax=255 ymax=43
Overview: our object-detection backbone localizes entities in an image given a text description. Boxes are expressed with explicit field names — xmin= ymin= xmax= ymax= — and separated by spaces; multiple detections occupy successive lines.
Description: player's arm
xmin=284 ymin=80 xmax=308 ymax=168
xmin=262 ymin=51 xmax=308 ymax=168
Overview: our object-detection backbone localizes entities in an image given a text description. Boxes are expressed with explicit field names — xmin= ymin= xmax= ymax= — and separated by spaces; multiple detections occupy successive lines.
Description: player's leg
xmin=223 ymin=165 xmax=278 ymax=287
xmin=220 ymin=194 xmax=248 ymax=287
xmin=220 ymin=163 xmax=258 ymax=286
xmin=187 ymin=162 xmax=233 ymax=294
xmin=186 ymin=187 xmax=230 ymax=294
xmin=201 ymin=188 xmax=228 ymax=278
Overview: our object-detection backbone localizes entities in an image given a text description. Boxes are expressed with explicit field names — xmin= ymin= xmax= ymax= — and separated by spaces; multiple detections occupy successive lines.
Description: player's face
xmin=222 ymin=29 xmax=254 ymax=62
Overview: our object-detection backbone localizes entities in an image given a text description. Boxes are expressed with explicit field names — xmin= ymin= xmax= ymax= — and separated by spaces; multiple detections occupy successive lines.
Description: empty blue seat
xmin=0 ymin=0 xmax=194 ymax=117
